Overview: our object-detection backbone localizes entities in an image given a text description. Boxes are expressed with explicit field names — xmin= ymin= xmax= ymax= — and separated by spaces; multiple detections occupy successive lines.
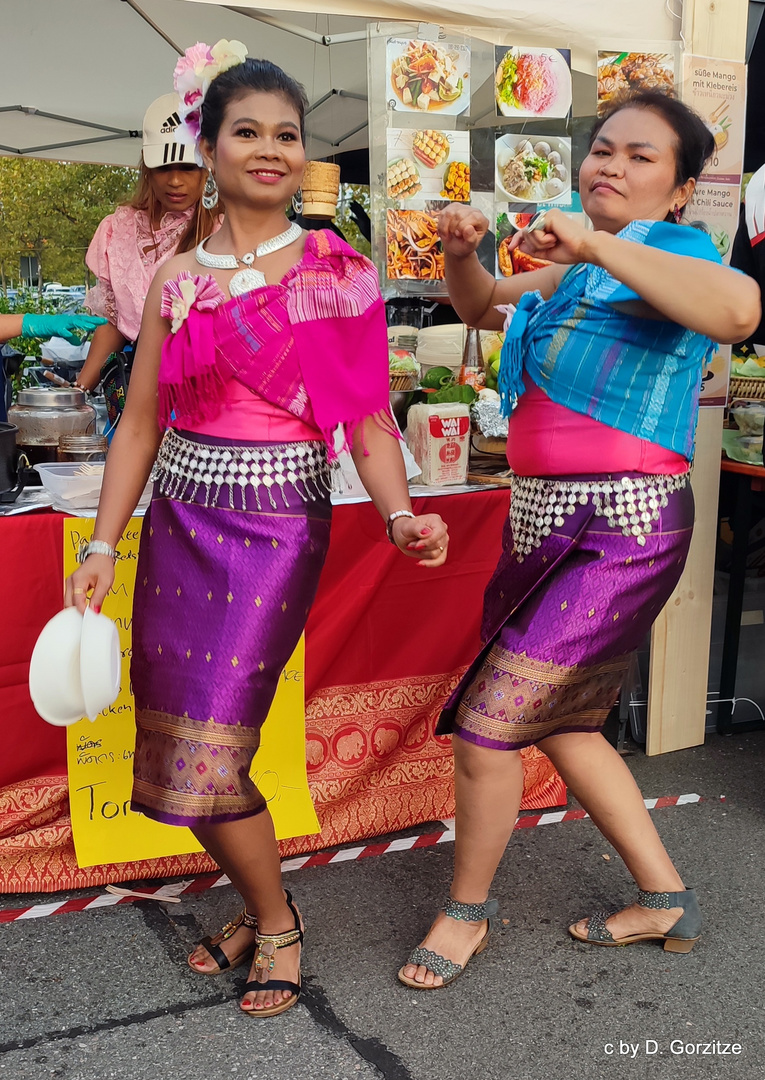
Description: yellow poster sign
xmin=64 ymin=518 xmax=319 ymax=869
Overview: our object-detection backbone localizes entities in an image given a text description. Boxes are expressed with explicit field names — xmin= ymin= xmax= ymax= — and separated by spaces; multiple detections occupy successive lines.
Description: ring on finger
xmin=73 ymin=588 xmax=87 ymax=594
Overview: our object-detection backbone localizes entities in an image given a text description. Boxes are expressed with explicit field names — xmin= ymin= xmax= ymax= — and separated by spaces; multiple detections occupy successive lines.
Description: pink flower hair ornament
xmin=173 ymin=39 xmax=248 ymax=165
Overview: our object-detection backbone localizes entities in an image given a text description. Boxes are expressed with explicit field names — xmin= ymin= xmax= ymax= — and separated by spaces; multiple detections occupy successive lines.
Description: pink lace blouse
xmin=85 ymin=205 xmax=194 ymax=342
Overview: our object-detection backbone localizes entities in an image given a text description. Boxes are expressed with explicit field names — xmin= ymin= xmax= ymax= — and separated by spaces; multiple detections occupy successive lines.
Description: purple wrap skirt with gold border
xmin=130 ymin=431 xmax=332 ymax=827
xmin=437 ymin=476 xmax=694 ymax=750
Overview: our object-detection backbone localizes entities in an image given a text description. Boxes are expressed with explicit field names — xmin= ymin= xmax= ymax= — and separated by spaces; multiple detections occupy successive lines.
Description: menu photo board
xmin=682 ymin=55 xmax=747 ymax=186
xmin=387 ymin=128 xmax=471 ymax=206
xmin=494 ymin=46 xmax=572 ymax=120
xmin=494 ymin=134 xmax=572 ymax=206
xmin=386 ymin=208 xmax=445 ymax=282
xmin=597 ymin=48 xmax=678 ymax=115
xmin=386 ymin=37 xmax=471 ymax=116
xmin=495 ymin=205 xmax=587 ymax=280
xmin=685 ymin=181 xmax=741 ymax=266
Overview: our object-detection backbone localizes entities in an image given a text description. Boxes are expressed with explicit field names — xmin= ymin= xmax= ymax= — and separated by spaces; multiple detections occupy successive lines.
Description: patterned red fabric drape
xmin=0 ymin=494 xmax=565 ymax=893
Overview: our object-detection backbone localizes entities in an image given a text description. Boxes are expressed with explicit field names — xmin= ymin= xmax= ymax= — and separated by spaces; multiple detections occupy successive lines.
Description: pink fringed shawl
xmin=157 ymin=230 xmax=391 ymax=453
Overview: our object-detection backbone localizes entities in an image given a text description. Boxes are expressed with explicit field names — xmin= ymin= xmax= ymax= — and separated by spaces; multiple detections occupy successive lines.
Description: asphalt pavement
xmin=2 ymin=726 xmax=764 ymax=1080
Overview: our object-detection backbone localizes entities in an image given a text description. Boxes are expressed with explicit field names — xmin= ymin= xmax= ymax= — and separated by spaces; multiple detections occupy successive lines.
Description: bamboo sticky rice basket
xmin=302 ymin=161 xmax=341 ymax=218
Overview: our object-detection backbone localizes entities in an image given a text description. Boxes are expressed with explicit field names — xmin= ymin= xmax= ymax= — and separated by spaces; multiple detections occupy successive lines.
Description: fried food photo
xmin=387 ymin=158 xmax=422 ymax=199
xmin=412 ymin=129 xmax=450 ymax=168
xmin=386 ymin=209 xmax=445 ymax=280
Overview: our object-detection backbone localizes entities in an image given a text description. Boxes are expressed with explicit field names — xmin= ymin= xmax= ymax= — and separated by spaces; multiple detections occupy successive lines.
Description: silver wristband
xmin=77 ymin=539 xmax=118 ymax=564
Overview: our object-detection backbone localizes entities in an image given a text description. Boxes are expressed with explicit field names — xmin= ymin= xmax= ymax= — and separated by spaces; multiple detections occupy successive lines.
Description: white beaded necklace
xmin=194 ymin=221 xmax=302 ymax=297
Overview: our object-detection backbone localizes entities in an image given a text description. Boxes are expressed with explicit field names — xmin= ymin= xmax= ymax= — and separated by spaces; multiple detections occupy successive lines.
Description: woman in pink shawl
xmin=65 ymin=44 xmax=449 ymax=1019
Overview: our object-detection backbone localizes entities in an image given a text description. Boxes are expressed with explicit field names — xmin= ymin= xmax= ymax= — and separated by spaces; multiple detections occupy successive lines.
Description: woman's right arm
xmin=65 ymin=270 xmax=172 ymax=613
xmin=439 ymin=206 xmax=565 ymax=329
xmin=75 ymin=321 xmax=127 ymax=391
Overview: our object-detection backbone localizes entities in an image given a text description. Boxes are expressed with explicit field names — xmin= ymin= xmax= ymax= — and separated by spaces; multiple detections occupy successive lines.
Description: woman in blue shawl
xmin=399 ymin=92 xmax=760 ymax=988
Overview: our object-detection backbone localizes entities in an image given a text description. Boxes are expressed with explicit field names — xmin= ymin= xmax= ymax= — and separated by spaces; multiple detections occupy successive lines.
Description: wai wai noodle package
xmin=406 ymin=402 xmax=470 ymax=485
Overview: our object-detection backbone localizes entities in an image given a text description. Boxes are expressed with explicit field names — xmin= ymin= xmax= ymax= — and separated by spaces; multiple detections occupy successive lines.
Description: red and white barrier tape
xmin=0 ymin=793 xmax=702 ymax=924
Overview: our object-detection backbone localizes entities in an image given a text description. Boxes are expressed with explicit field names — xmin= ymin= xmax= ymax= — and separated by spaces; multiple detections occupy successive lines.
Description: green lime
xmin=421 ymin=366 xmax=455 ymax=389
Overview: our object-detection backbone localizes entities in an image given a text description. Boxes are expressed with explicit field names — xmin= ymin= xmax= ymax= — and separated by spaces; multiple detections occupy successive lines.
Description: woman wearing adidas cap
xmin=75 ymin=93 xmax=216 ymax=398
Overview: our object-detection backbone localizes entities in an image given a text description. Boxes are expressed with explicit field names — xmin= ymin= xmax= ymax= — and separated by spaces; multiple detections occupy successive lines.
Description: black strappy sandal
xmin=187 ymin=910 xmax=258 ymax=975
xmin=240 ymin=890 xmax=303 ymax=1018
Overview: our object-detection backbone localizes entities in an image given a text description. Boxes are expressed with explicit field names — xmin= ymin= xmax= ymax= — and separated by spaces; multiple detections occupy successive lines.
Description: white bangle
xmin=386 ymin=509 xmax=415 ymax=544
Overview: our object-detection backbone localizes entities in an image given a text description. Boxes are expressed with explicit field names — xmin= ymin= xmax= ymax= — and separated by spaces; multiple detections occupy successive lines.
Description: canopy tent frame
xmin=123 ymin=0 xmax=184 ymax=54
xmin=226 ymin=5 xmax=367 ymax=45
xmin=2 ymin=0 xmax=371 ymax=160
xmin=0 ymin=106 xmax=140 ymax=158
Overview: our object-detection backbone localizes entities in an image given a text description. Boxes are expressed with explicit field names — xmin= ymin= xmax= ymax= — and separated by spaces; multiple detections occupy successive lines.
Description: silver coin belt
xmin=509 ymin=471 xmax=690 ymax=561
xmin=155 ymin=428 xmax=332 ymax=510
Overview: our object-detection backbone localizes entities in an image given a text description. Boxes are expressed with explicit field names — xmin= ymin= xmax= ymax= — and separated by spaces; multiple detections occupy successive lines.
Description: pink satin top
xmin=187 ymin=376 xmax=322 ymax=442
xmin=507 ymin=378 xmax=689 ymax=477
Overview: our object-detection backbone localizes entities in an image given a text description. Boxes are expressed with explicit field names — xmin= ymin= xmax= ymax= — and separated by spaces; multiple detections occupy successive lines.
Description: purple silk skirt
xmin=437 ymin=478 xmax=695 ymax=750
xmin=130 ymin=432 xmax=332 ymax=826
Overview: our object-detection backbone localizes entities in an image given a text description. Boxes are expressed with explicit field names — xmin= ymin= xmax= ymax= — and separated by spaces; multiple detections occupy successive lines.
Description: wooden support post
xmin=646 ymin=0 xmax=749 ymax=754
xmin=647 ymin=411 xmax=723 ymax=754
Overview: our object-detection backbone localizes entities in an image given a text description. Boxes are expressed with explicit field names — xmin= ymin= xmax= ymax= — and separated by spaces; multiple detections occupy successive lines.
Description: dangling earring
xmin=673 ymin=203 xmax=682 ymax=224
xmin=202 ymin=172 xmax=219 ymax=210
xmin=291 ymin=188 xmax=303 ymax=215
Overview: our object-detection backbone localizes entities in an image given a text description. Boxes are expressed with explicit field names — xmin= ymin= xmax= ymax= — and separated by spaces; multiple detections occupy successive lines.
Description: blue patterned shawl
xmin=498 ymin=221 xmax=721 ymax=460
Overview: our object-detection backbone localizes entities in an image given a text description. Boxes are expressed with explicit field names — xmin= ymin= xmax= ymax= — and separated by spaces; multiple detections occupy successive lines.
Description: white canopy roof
xmin=0 ymin=0 xmax=678 ymax=166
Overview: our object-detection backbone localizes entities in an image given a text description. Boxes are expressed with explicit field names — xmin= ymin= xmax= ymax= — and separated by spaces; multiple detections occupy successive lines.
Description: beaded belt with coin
xmin=509 ymin=472 xmax=690 ymax=560
xmin=154 ymin=428 xmax=332 ymax=511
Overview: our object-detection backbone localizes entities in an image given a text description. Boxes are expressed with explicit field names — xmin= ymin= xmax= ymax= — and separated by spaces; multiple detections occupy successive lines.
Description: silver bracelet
xmin=386 ymin=509 xmax=415 ymax=544
xmin=77 ymin=539 xmax=118 ymax=564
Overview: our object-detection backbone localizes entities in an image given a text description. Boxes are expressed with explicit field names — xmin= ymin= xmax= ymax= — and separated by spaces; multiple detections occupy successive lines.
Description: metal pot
xmin=0 ymin=422 xmax=26 ymax=504
xmin=8 ymin=387 xmax=96 ymax=485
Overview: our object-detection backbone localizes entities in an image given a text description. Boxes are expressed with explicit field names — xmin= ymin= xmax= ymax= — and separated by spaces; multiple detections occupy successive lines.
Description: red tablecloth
xmin=0 ymin=492 xmax=565 ymax=892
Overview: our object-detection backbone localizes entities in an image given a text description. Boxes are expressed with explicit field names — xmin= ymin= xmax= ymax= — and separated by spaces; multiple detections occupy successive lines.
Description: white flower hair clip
xmin=173 ymin=39 xmax=248 ymax=165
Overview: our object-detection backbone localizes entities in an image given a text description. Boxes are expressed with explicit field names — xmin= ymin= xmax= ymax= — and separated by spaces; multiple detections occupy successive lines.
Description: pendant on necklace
xmin=230 ymin=268 xmax=267 ymax=297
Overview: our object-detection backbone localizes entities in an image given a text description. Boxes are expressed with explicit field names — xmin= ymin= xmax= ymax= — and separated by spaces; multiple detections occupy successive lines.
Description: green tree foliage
xmin=0 ymin=159 xmax=136 ymax=290
xmin=336 ymin=184 xmax=371 ymax=257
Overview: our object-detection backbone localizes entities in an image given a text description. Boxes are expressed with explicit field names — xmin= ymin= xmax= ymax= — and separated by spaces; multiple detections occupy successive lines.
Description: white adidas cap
xmin=142 ymin=92 xmax=195 ymax=169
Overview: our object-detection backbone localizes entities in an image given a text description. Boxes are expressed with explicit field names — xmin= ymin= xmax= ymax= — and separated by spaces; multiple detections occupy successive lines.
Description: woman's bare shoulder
xmin=153 ymin=249 xmax=201 ymax=287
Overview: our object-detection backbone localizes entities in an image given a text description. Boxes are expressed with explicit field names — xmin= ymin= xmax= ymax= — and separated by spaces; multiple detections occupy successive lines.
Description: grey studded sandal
xmin=398 ymin=897 xmax=499 ymax=989
xmin=569 ymin=888 xmax=701 ymax=953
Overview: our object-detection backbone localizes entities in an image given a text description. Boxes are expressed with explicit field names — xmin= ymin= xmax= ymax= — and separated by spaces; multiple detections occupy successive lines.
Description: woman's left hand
xmin=391 ymin=513 xmax=449 ymax=567
xmin=509 ymin=209 xmax=594 ymax=266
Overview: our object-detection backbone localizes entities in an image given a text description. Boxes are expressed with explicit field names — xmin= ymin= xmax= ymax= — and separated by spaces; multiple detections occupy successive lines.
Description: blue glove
xmin=21 ymin=313 xmax=107 ymax=345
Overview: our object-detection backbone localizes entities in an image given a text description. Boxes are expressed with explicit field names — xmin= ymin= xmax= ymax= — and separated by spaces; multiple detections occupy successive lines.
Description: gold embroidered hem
xmin=131 ymin=708 xmax=266 ymax=826
xmin=454 ymin=648 xmax=629 ymax=750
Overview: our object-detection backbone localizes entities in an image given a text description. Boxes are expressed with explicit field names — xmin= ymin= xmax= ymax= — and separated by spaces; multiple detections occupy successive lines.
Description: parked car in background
xmin=40 ymin=284 xmax=87 ymax=307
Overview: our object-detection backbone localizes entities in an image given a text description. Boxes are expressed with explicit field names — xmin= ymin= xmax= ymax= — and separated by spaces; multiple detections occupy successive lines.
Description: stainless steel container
xmin=8 ymin=388 xmax=97 ymax=479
